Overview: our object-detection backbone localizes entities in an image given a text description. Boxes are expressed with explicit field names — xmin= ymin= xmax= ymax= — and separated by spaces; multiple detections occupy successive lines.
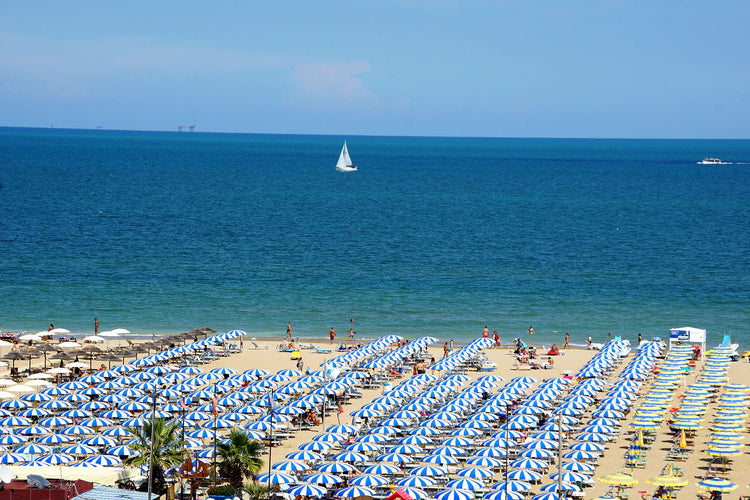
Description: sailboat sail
xmin=335 ymin=141 xmax=357 ymax=171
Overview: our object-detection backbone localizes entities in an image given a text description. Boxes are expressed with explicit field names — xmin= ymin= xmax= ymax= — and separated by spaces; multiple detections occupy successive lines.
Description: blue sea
xmin=1 ymin=127 xmax=748 ymax=348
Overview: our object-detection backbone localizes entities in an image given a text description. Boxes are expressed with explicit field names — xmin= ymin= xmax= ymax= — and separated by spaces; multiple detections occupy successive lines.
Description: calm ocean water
xmin=1 ymin=127 xmax=748 ymax=347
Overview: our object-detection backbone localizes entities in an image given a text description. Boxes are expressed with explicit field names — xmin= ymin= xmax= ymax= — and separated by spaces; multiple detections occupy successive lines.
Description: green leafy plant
xmin=207 ymin=484 xmax=237 ymax=497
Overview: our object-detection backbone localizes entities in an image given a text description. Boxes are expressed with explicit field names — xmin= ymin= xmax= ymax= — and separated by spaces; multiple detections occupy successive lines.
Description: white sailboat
xmin=335 ymin=141 xmax=358 ymax=172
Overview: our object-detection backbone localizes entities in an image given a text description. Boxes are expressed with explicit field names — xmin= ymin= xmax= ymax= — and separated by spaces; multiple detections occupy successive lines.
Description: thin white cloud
xmin=288 ymin=61 xmax=378 ymax=110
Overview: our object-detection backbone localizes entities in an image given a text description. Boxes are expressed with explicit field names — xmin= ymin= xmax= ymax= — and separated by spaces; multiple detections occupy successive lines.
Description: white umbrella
xmin=25 ymin=380 xmax=52 ymax=387
xmin=0 ymin=341 xmax=14 ymax=347
xmin=98 ymin=331 xmax=121 ymax=338
xmin=65 ymin=362 xmax=88 ymax=369
xmin=58 ymin=342 xmax=81 ymax=349
xmin=0 ymin=391 xmax=16 ymax=399
xmin=0 ymin=379 xmax=16 ymax=387
xmin=108 ymin=329 xmax=130 ymax=335
xmin=83 ymin=336 xmax=105 ymax=343
xmin=19 ymin=334 xmax=43 ymax=342
xmin=7 ymin=385 xmax=34 ymax=393
xmin=46 ymin=368 xmax=71 ymax=375
xmin=28 ymin=373 xmax=54 ymax=379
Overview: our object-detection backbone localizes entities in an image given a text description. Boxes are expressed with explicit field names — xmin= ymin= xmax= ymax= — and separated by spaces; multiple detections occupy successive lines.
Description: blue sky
xmin=1 ymin=1 xmax=748 ymax=138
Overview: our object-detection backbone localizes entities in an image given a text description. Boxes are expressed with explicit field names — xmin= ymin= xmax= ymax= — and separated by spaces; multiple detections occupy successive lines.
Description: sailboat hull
xmin=335 ymin=165 xmax=358 ymax=172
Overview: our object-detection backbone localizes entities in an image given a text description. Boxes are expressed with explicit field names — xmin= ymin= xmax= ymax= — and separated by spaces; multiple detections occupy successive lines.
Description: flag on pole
xmin=267 ymin=390 xmax=277 ymax=417
xmin=179 ymin=399 xmax=188 ymax=411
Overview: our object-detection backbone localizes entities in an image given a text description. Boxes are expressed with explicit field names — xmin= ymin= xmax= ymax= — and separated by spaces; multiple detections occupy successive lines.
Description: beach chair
xmin=512 ymin=361 xmax=532 ymax=370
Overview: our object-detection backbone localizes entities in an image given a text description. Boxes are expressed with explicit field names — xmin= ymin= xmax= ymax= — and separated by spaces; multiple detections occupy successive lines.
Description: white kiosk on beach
xmin=669 ymin=326 xmax=706 ymax=360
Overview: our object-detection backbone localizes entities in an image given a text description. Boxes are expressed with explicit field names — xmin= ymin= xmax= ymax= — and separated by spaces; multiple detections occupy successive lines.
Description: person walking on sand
xmin=564 ymin=332 xmax=570 ymax=348
xmin=329 ymin=327 xmax=336 ymax=343
xmin=94 ymin=318 xmax=99 ymax=334
xmin=482 ymin=326 xmax=489 ymax=338
xmin=443 ymin=342 xmax=449 ymax=358
xmin=286 ymin=322 xmax=292 ymax=340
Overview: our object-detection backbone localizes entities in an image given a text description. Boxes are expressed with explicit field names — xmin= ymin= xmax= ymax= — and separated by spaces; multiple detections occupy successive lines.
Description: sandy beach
xmin=2 ymin=333 xmax=749 ymax=499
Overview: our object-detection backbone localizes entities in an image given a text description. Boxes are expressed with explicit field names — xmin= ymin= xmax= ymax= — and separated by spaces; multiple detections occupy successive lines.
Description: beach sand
xmin=5 ymin=335 xmax=750 ymax=498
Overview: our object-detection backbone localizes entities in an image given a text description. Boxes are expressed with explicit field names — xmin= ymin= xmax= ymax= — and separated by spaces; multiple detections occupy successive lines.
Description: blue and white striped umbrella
xmin=106 ymin=445 xmax=136 ymax=456
xmin=286 ymin=484 xmax=327 ymax=498
xmin=348 ymin=474 xmax=389 ymax=487
xmin=574 ymin=432 xmax=611 ymax=442
xmin=342 ymin=443 xmax=379 ymax=454
xmin=445 ymin=478 xmax=485 ymax=490
xmin=483 ymin=491 xmax=525 ymax=500
xmin=304 ymin=472 xmax=343 ymax=485
xmin=81 ymin=435 xmax=117 ymax=447
xmin=509 ymin=458 xmax=548 ymax=469
xmin=540 ymin=482 xmax=580 ymax=493
xmin=60 ymin=444 xmax=97 ymax=455
xmin=465 ymin=456 xmax=503 ymax=468
xmin=299 ymin=441 xmax=335 ymax=452
xmin=569 ymin=442 xmax=604 ymax=452
xmin=386 ymin=444 xmax=421 ymax=455
xmin=59 ymin=425 xmax=95 ymax=436
xmin=15 ymin=443 xmax=50 ymax=454
xmin=286 ymin=451 xmax=323 ymax=462
xmin=396 ymin=476 xmax=437 ymax=487
xmin=454 ymin=466 xmax=493 ymax=479
xmin=334 ymin=486 xmax=375 ymax=498
xmin=434 ymin=488 xmax=475 ymax=500
xmin=256 ymin=472 xmax=297 ymax=484
xmin=422 ymin=454 xmax=458 ymax=465
xmin=83 ymin=454 xmax=122 ymax=467
xmin=376 ymin=452 xmax=413 ymax=463
xmin=363 ymin=464 xmax=400 ymax=475
xmin=272 ymin=460 xmax=308 ymax=472
xmin=333 ymin=451 xmax=368 ymax=463
xmin=530 ymin=493 xmax=560 ymax=500
xmin=561 ymin=451 xmax=598 ymax=461
xmin=410 ymin=465 xmax=448 ymax=477
xmin=549 ymin=472 xmax=589 ymax=483
xmin=518 ymin=448 xmax=555 ymax=459
xmin=561 ymin=461 xmax=595 ymax=472
xmin=101 ymin=427 xmax=133 ymax=438
xmin=0 ymin=453 xmax=26 ymax=464
xmin=317 ymin=461 xmax=357 ymax=474
xmin=504 ymin=469 xmax=541 ymax=482
xmin=35 ymin=453 xmax=74 ymax=465
xmin=36 ymin=434 xmax=72 ymax=445
xmin=473 ymin=447 xmax=507 ymax=458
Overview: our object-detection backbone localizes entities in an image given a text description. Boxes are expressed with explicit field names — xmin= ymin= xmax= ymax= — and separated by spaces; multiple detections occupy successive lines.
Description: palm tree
xmin=217 ymin=430 xmax=265 ymax=499
xmin=244 ymin=483 xmax=272 ymax=500
xmin=125 ymin=418 xmax=186 ymax=496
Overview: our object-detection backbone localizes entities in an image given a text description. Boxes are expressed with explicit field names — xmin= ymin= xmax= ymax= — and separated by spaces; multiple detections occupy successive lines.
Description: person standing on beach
xmin=48 ymin=324 xmax=54 ymax=332
xmin=348 ymin=328 xmax=355 ymax=341
xmin=482 ymin=326 xmax=489 ymax=338
xmin=587 ymin=334 xmax=592 ymax=349
xmin=94 ymin=318 xmax=99 ymax=334
xmin=329 ymin=327 xmax=335 ymax=343
xmin=564 ymin=332 xmax=570 ymax=348
xmin=638 ymin=332 xmax=642 ymax=345
xmin=286 ymin=322 xmax=292 ymax=340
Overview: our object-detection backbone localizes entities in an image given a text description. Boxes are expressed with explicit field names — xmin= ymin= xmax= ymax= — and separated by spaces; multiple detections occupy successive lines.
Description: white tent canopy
xmin=669 ymin=326 xmax=706 ymax=359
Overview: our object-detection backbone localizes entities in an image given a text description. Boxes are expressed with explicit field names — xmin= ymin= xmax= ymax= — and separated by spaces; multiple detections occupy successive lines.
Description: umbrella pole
xmin=267 ymin=388 xmax=274 ymax=495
